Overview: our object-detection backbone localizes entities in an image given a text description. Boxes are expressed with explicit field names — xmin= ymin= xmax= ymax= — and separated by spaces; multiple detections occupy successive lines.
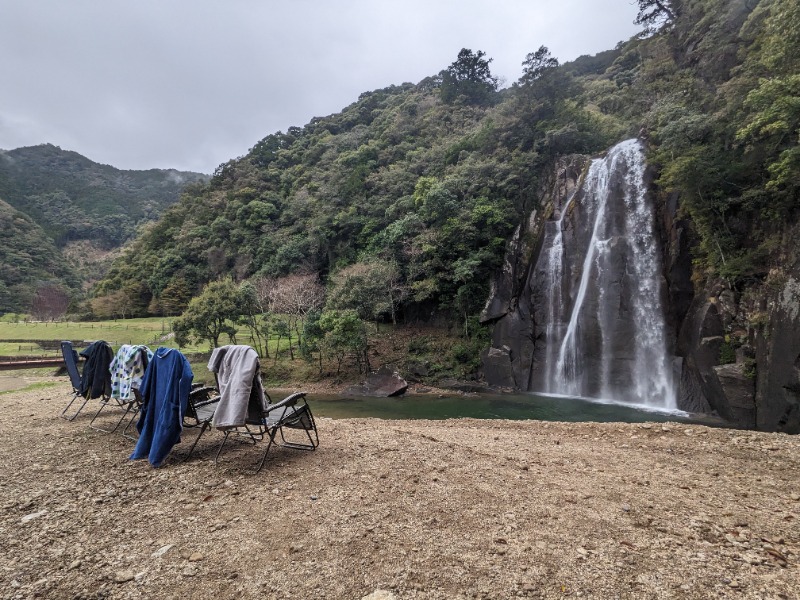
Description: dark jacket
xmin=79 ymin=340 xmax=113 ymax=399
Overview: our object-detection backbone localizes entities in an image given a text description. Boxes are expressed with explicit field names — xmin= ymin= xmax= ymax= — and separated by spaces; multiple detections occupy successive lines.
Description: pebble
xmin=151 ymin=544 xmax=173 ymax=558
xmin=113 ymin=570 xmax=135 ymax=584
xmin=188 ymin=552 xmax=204 ymax=562
xmin=21 ymin=510 xmax=47 ymax=523
xmin=182 ymin=565 xmax=198 ymax=577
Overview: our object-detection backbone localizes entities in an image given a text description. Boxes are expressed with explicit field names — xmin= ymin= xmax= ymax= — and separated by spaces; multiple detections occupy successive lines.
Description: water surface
xmin=309 ymin=391 xmax=722 ymax=426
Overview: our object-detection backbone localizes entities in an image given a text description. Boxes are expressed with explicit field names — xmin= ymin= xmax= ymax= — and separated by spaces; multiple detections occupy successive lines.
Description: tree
xmin=634 ymin=0 xmax=678 ymax=34
xmin=516 ymin=46 xmax=575 ymax=127
xmin=440 ymin=48 xmax=498 ymax=105
xmin=251 ymin=273 xmax=325 ymax=360
xmin=318 ymin=309 xmax=369 ymax=375
xmin=519 ymin=46 xmax=559 ymax=86
xmin=326 ymin=260 xmax=406 ymax=324
xmin=90 ymin=289 xmax=138 ymax=320
xmin=150 ymin=278 xmax=194 ymax=316
xmin=238 ymin=280 xmax=271 ymax=358
xmin=172 ymin=278 xmax=241 ymax=349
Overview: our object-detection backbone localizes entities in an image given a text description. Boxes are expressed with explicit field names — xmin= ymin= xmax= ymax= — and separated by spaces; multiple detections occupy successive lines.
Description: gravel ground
xmin=1 ymin=379 xmax=799 ymax=600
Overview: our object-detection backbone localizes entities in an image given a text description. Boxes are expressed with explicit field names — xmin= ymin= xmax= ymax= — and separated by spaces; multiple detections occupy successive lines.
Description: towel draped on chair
xmin=208 ymin=345 xmax=266 ymax=430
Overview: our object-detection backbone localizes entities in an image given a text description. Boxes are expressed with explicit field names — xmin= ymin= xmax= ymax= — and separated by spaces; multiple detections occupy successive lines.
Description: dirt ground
xmin=1 ymin=378 xmax=799 ymax=600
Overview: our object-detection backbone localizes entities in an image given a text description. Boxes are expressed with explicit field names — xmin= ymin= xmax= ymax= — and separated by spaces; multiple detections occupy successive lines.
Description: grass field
xmin=0 ymin=318 xmax=311 ymax=385
xmin=0 ymin=318 xmax=177 ymax=352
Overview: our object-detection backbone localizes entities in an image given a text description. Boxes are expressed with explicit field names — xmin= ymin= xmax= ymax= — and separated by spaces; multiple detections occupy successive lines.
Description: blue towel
xmin=131 ymin=347 xmax=193 ymax=467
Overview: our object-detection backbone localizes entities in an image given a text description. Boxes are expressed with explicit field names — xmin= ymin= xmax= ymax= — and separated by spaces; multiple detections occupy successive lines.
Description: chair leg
xmin=254 ymin=427 xmax=280 ymax=474
xmin=61 ymin=392 xmax=90 ymax=421
xmin=181 ymin=422 xmax=210 ymax=462
xmin=90 ymin=398 xmax=130 ymax=433
xmin=112 ymin=404 xmax=139 ymax=435
xmin=214 ymin=431 xmax=232 ymax=464
xmin=277 ymin=425 xmax=318 ymax=450
xmin=121 ymin=410 xmax=139 ymax=441
xmin=276 ymin=409 xmax=319 ymax=451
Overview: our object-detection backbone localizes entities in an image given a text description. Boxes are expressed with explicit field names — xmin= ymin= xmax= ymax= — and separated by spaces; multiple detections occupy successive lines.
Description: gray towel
xmin=208 ymin=345 xmax=266 ymax=429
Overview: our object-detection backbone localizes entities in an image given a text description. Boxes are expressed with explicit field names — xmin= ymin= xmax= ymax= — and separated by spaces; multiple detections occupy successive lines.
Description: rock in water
xmin=343 ymin=366 xmax=408 ymax=397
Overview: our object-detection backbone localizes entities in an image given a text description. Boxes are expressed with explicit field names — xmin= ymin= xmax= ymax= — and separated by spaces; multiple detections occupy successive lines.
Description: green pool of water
xmin=308 ymin=391 xmax=724 ymax=426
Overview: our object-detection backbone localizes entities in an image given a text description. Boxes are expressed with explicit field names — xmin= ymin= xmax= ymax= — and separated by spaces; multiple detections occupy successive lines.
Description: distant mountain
xmin=0 ymin=144 xmax=208 ymax=249
xmin=0 ymin=144 xmax=208 ymax=314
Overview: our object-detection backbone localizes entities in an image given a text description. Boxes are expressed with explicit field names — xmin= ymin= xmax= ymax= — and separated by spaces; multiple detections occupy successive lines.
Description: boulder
xmin=481 ymin=346 xmax=515 ymax=389
xmin=343 ymin=367 xmax=408 ymax=397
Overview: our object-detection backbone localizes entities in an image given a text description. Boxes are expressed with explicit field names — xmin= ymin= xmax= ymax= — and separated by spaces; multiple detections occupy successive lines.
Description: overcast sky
xmin=0 ymin=1 xmax=641 ymax=174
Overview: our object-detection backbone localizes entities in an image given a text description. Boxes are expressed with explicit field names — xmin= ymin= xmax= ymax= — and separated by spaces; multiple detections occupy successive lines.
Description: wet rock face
xmin=481 ymin=154 xmax=589 ymax=391
xmin=756 ymin=269 xmax=800 ymax=433
xmin=668 ymin=223 xmax=800 ymax=431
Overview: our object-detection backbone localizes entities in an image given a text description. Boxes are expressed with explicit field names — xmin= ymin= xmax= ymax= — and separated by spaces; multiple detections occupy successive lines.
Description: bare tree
xmin=250 ymin=273 xmax=325 ymax=360
xmin=31 ymin=283 xmax=70 ymax=321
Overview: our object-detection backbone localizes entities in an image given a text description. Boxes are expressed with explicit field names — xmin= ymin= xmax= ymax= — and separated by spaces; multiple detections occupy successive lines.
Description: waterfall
xmin=542 ymin=190 xmax=577 ymax=394
xmin=544 ymin=139 xmax=675 ymax=408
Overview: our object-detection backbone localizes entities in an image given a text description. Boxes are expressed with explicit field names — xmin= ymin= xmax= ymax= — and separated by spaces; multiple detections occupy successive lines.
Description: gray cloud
xmin=0 ymin=0 xmax=640 ymax=173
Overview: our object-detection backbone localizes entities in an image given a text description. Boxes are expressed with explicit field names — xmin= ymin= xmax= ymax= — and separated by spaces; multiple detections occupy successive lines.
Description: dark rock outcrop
xmin=481 ymin=154 xmax=589 ymax=391
xmin=754 ymin=248 xmax=800 ymax=433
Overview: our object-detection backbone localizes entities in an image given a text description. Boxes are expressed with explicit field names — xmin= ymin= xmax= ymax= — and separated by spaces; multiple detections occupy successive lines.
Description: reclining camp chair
xmin=130 ymin=346 xmax=193 ymax=467
xmin=61 ymin=340 xmax=113 ymax=421
xmin=208 ymin=345 xmax=318 ymax=473
xmin=222 ymin=391 xmax=319 ymax=473
xmin=90 ymin=344 xmax=152 ymax=438
xmin=60 ymin=341 xmax=88 ymax=420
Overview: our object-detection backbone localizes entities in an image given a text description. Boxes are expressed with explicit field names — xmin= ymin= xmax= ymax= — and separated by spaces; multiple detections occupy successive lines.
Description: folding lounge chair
xmin=60 ymin=341 xmax=88 ymax=421
xmin=208 ymin=344 xmax=318 ymax=473
xmin=215 ymin=390 xmax=319 ymax=473
xmin=130 ymin=346 xmax=195 ymax=467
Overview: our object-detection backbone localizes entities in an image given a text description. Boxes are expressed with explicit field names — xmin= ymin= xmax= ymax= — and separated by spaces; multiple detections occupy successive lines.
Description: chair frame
xmin=89 ymin=346 xmax=150 ymax=438
xmin=176 ymin=386 xmax=221 ymax=461
xmin=89 ymin=389 xmax=142 ymax=438
xmin=215 ymin=391 xmax=318 ymax=473
xmin=60 ymin=341 xmax=90 ymax=421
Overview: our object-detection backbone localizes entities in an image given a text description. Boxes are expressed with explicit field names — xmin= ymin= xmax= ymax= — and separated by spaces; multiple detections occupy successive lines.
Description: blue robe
xmin=131 ymin=347 xmax=193 ymax=467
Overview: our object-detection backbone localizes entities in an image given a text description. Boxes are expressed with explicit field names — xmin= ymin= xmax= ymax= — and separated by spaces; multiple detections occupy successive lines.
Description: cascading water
xmin=541 ymin=191 xmax=577 ymax=393
xmin=543 ymin=139 xmax=675 ymax=409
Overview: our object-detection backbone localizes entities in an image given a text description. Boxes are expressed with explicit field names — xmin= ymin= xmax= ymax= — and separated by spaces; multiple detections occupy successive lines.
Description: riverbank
xmin=1 ymin=380 xmax=799 ymax=599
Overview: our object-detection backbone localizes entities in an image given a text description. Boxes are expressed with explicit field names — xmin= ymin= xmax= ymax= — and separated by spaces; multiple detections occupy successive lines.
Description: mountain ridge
xmin=0 ymin=143 xmax=208 ymax=313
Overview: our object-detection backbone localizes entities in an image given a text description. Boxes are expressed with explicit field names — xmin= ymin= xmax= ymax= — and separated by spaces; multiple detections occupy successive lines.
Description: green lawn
xmin=0 ymin=318 xmax=297 ymax=359
xmin=0 ymin=318 xmax=181 ymax=354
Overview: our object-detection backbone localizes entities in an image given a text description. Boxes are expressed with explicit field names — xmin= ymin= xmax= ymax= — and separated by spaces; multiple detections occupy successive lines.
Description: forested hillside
xmin=0 ymin=198 xmax=80 ymax=314
xmin=95 ymin=0 xmax=797 ymax=333
xmin=95 ymin=52 xmax=626 ymax=320
xmin=0 ymin=144 xmax=208 ymax=314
